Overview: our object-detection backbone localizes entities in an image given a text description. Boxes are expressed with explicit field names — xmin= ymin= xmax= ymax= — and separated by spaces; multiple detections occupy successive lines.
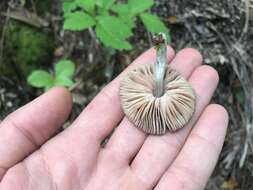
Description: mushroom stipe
xmin=119 ymin=64 xmax=196 ymax=135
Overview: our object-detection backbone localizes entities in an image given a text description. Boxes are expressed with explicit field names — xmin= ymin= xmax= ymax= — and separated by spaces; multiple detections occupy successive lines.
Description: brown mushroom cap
xmin=119 ymin=64 xmax=196 ymax=135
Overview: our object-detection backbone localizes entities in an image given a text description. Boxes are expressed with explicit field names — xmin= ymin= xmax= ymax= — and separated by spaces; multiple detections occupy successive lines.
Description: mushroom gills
xmin=119 ymin=64 xmax=196 ymax=135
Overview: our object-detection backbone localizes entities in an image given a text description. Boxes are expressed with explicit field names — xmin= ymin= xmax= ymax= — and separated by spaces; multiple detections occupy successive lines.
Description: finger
xmin=155 ymin=104 xmax=228 ymax=190
xmin=130 ymin=65 xmax=219 ymax=189
xmin=104 ymin=48 xmax=203 ymax=164
xmin=52 ymin=47 xmax=175 ymax=152
xmin=0 ymin=87 xmax=72 ymax=180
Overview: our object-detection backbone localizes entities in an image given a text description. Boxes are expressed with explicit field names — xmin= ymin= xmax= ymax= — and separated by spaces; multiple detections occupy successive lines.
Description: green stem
xmin=153 ymin=33 xmax=167 ymax=97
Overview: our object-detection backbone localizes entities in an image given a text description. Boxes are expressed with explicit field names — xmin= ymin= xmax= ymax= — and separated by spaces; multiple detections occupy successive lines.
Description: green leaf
xmin=95 ymin=0 xmax=103 ymax=7
xmin=96 ymin=0 xmax=115 ymax=9
xmin=55 ymin=60 xmax=75 ymax=78
xmin=119 ymin=16 xmax=135 ymax=29
xmin=95 ymin=15 xmax=132 ymax=50
xmin=54 ymin=76 xmax=74 ymax=87
xmin=64 ymin=11 xmax=95 ymax=31
xmin=111 ymin=4 xmax=135 ymax=28
xmin=140 ymin=13 xmax=169 ymax=35
xmin=63 ymin=1 xmax=78 ymax=13
xmin=111 ymin=4 xmax=129 ymax=15
xmin=97 ymin=7 xmax=110 ymax=16
xmin=76 ymin=0 xmax=95 ymax=13
xmin=104 ymin=0 xmax=115 ymax=9
xmin=128 ymin=0 xmax=154 ymax=15
xmin=27 ymin=70 xmax=54 ymax=89
xmin=97 ymin=15 xmax=132 ymax=39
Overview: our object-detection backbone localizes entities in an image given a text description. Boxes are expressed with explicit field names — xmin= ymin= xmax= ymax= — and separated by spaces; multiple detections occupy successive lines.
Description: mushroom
xmin=119 ymin=33 xmax=196 ymax=135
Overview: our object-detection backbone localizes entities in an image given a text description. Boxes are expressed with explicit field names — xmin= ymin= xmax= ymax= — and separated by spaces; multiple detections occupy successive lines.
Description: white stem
xmin=154 ymin=33 xmax=167 ymax=97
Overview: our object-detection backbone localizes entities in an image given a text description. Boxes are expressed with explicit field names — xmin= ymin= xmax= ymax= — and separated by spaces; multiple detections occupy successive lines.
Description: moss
xmin=1 ymin=22 xmax=54 ymax=77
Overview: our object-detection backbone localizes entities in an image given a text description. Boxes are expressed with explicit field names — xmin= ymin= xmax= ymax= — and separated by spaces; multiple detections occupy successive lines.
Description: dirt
xmin=1 ymin=0 xmax=253 ymax=189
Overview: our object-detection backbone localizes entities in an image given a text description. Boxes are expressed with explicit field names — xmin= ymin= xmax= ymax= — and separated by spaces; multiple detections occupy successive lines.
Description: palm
xmin=0 ymin=47 xmax=228 ymax=190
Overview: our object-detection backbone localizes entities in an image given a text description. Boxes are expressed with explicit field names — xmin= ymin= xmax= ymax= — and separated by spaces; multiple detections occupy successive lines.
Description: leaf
xmin=54 ymin=76 xmax=75 ymax=87
xmin=128 ymin=0 xmax=154 ymax=15
xmin=55 ymin=60 xmax=75 ymax=78
xmin=111 ymin=4 xmax=135 ymax=28
xmin=64 ymin=11 xmax=95 ymax=31
xmin=221 ymin=179 xmax=238 ymax=190
xmin=97 ymin=7 xmax=110 ymax=16
xmin=76 ymin=0 xmax=95 ymax=13
xmin=103 ymin=0 xmax=116 ymax=9
xmin=63 ymin=1 xmax=78 ymax=13
xmin=27 ymin=70 xmax=54 ymax=89
xmin=95 ymin=0 xmax=103 ymax=7
xmin=111 ymin=4 xmax=129 ymax=15
xmin=95 ymin=15 xmax=132 ymax=50
xmin=96 ymin=0 xmax=115 ymax=9
xmin=140 ymin=13 xmax=169 ymax=35
xmin=119 ymin=16 xmax=135 ymax=29
xmin=96 ymin=25 xmax=132 ymax=50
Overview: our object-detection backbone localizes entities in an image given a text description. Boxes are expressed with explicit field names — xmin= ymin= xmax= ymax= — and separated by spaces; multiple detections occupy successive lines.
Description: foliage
xmin=1 ymin=22 xmax=54 ymax=76
xmin=27 ymin=60 xmax=75 ymax=91
xmin=63 ymin=0 xmax=170 ymax=50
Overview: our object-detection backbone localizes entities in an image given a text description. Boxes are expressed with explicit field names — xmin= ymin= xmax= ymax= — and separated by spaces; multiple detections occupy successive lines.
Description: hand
xmin=0 ymin=47 xmax=228 ymax=190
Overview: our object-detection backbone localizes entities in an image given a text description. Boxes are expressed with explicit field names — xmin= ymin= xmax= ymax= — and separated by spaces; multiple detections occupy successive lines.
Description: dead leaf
xmin=167 ymin=16 xmax=177 ymax=24
xmin=2 ymin=8 xmax=49 ymax=28
xmin=221 ymin=178 xmax=238 ymax=190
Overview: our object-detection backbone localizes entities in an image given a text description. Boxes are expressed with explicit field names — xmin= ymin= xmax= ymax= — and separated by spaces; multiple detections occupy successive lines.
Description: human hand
xmin=0 ymin=47 xmax=228 ymax=190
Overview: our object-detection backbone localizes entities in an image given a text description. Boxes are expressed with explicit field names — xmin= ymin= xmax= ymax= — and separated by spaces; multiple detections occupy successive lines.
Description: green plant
xmin=1 ymin=22 xmax=54 ymax=76
xmin=27 ymin=60 xmax=75 ymax=91
xmin=63 ymin=0 xmax=170 ymax=50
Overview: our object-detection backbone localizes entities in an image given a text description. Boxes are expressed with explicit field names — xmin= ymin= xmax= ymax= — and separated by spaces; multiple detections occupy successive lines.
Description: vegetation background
xmin=0 ymin=0 xmax=253 ymax=189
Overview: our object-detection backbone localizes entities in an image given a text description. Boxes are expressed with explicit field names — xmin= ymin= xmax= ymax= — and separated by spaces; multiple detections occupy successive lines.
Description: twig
xmin=238 ymin=0 xmax=250 ymax=41
xmin=88 ymin=27 xmax=99 ymax=46
xmin=0 ymin=8 xmax=10 ymax=66
xmin=147 ymin=31 xmax=153 ymax=47
xmin=69 ymin=79 xmax=82 ymax=92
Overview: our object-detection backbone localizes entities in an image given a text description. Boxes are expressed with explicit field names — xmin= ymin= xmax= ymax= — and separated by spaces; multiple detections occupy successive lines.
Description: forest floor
xmin=1 ymin=0 xmax=253 ymax=189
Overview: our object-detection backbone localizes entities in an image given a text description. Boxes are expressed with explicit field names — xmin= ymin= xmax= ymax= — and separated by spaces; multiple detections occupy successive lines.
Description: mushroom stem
xmin=153 ymin=33 xmax=167 ymax=97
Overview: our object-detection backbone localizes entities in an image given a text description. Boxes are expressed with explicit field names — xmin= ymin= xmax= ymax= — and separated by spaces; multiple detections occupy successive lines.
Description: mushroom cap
xmin=119 ymin=64 xmax=196 ymax=135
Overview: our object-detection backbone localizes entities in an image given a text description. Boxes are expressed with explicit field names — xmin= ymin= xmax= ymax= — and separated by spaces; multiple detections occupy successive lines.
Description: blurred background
xmin=0 ymin=0 xmax=252 ymax=189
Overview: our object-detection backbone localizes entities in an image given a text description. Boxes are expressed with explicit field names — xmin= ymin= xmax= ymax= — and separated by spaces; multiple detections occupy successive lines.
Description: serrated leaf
xmin=63 ymin=1 xmax=78 ymax=13
xmin=111 ymin=4 xmax=135 ymax=28
xmin=128 ymin=0 xmax=154 ymax=15
xmin=97 ymin=16 xmax=132 ymax=39
xmin=54 ymin=76 xmax=74 ymax=87
xmin=64 ymin=11 xmax=95 ymax=31
xmin=96 ymin=24 xmax=132 ymax=50
xmin=96 ymin=0 xmax=115 ymax=9
xmin=95 ymin=16 xmax=132 ymax=50
xmin=104 ymin=0 xmax=116 ymax=9
xmin=97 ymin=7 xmax=110 ymax=16
xmin=140 ymin=13 xmax=169 ymax=35
xmin=27 ymin=70 xmax=54 ymax=89
xmin=76 ymin=0 xmax=95 ymax=13
xmin=111 ymin=4 xmax=129 ymax=15
xmin=55 ymin=60 xmax=75 ymax=78
xmin=95 ymin=0 xmax=103 ymax=7
xmin=119 ymin=16 xmax=135 ymax=29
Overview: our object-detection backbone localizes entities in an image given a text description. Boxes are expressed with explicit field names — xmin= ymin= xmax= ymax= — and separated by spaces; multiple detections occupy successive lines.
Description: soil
xmin=1 ymin=0 xmax=253 ymax=189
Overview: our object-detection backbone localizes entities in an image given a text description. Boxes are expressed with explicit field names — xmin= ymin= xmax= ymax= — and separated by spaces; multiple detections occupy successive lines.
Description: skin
xmin=0 ymin=47 xmax=228 ymax=190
